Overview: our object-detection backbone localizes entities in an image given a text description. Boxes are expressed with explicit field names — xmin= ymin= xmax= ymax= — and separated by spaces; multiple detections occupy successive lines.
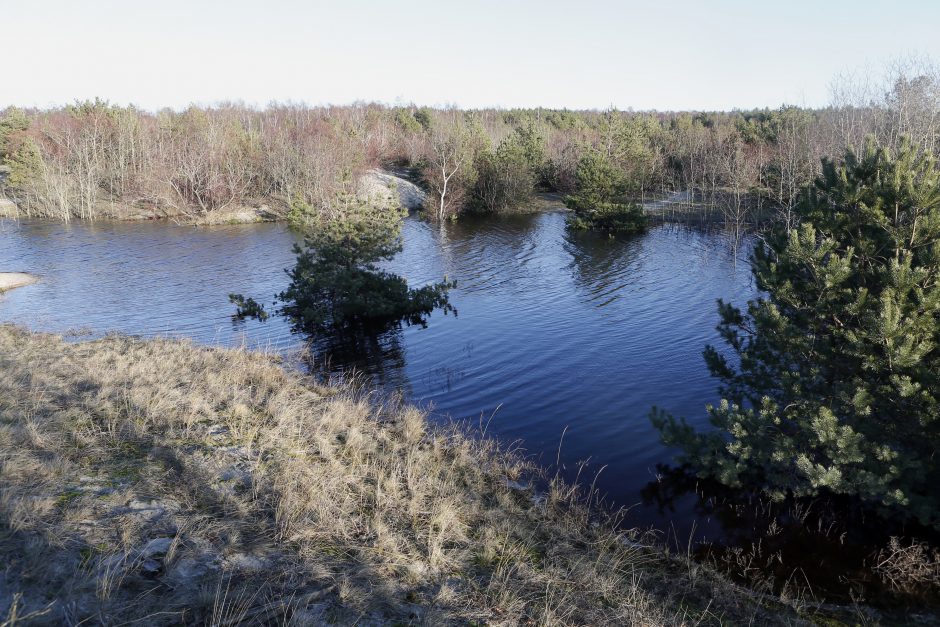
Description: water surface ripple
xmin=0 ymin=211 xmax=756 ymax=539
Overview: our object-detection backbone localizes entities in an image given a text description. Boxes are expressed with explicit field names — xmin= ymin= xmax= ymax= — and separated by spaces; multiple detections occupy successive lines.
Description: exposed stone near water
xmin=0 ymin=272 xmax=38 ymax=292
xmin=190 ymin=203 xmax=283 ymax=225
xmin=358 ymin=169 xmax=426 ymax=210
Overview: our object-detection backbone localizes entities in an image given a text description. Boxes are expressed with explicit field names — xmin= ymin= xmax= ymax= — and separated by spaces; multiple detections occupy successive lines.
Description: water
xmin=0 ymin=210 xmax=756 ymax=542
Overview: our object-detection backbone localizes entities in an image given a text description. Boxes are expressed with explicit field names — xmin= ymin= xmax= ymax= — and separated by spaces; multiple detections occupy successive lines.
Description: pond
xmin=0 ymin=209 xmax=756 ymax=544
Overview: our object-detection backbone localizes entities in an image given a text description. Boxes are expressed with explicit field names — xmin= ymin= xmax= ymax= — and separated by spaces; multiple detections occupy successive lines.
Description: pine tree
xmin=277 ymin=200 xmax=455 ymax=332
xmin=0 ymin=107 xmax=30 ymax=159
xmin=564 ymin=150 xmax=647 ymax=233
xmin=0 ymin=108 xmax=39 ymax=193
xmin=653 ymin=138 xmax=940 ymax=528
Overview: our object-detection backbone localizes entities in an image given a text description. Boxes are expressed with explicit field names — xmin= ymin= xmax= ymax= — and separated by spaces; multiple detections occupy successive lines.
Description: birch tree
xmin=425 ymin=116 xmax=473 ymax=221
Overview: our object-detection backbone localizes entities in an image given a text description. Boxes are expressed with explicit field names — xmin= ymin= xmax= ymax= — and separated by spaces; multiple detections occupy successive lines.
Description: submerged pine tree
xmin=278 ymin=199 xmax=455 ymax=333
xmin=564 ymin=150 xmax=647 ymax=233
xmin=653 ymin=138 xmax=940 ymax=528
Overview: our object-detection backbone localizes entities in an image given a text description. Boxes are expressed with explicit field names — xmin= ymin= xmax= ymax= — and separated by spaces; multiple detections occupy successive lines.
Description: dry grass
xmin=0 ymin=325 xmax=811 ymax=625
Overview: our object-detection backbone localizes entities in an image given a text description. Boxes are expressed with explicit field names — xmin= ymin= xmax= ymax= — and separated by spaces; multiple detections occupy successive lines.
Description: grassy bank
xmin=0 ymin=326 xmax=842 ymax=625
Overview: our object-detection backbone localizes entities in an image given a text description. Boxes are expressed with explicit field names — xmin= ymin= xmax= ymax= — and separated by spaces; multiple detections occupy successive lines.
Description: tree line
xmin=2 ymin=60 xmax=938 ymax=228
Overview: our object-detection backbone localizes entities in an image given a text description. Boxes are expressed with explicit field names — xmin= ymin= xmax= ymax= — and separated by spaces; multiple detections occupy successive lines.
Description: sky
xmin=2 ymin=0 xmax=939 ymax=112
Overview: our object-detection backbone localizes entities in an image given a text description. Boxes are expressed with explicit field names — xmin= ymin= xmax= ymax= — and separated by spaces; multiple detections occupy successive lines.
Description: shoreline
xmin=0 ymin=173 xmax=578 ymax=227
xmin=0 ymin=325 xmax=837 ymax=625
xmin=0 ymin=272 xmax=37 ymax=292
xmin=0 ymin=170 xmax=428 ymax=226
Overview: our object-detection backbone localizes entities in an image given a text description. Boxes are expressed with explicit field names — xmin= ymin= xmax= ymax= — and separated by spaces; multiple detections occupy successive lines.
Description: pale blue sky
xmin=2 ymin=0 xmax=938 ymax=111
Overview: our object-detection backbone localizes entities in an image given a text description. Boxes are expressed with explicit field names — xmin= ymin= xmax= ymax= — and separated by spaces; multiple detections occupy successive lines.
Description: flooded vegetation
xmin=0 ymin=210 xmax=754 ymax=538
xmin=7 ymin=144 xmax=940 ymax=612
xmin=3 ymin=4 xmax=940 ymax=619
xmin=6 ymin=194 xmax=939 ymax=619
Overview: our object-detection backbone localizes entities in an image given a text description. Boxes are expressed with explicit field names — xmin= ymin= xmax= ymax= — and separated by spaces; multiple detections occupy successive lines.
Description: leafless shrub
xmin=873 ymin=537 xmax=940 ymax=594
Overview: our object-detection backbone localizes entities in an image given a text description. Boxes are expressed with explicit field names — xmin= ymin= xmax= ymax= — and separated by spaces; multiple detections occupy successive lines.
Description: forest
xmin=2 ymin=61 xmax=939 ymax=234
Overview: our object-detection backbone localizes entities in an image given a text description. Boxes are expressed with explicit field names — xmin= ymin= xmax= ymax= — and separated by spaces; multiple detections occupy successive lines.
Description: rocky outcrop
xmin=358 ymin=169 xmax=426 ymax=211
xmin=188 ymin=204 xmax=284 ymax=225
xmin=0 ymin=273 xmax=37 ymax=292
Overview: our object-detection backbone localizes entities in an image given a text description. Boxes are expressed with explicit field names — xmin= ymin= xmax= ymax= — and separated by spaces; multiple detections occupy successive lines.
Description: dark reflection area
xmin=439 ymin=210 xmax=542 ymax=241
xmin=424 ymin=211 xmax=548 ymax=295
xmin=224 ymin=296 xmax=414 ymax=393
xmin=303 ymin=327 xmax=412 ymax=395
xmin=642 ymin=464 xmax=940 ymax=609
xmin=562 ymin=227 xmax=644 ymax=305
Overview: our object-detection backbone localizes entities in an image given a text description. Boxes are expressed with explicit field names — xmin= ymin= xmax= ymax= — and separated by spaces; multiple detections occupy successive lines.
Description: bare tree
xmin=883 ymin=57 xmax=940 ymax=155
xmin=717 ymin=133 xmax=759 ymax=243
xmin=425 ymin=115 xmax=472 ymax=221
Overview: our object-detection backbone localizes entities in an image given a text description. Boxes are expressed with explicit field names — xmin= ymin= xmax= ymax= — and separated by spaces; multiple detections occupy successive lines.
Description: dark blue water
xmin=0 ymin=211 xmax=756 ymax=541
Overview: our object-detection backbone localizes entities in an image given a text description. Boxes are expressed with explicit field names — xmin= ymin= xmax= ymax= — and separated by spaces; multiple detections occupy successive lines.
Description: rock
xmin=206 ymin=424 xmax=230 ymax=440
xmin=166 ymin=555 xmax=215 ymax=585
xmin=118 ymin=498 xmax=172 ymax=525
xmin=193 ymin=204 xmax=284 ymax=225
xmin=358 ymin=170 xmax=426 ymax=211
xmin=140 ymin=537 xmax=173 ymax=557
xmin=216 ymin=445 xmax=251 ymax=458
xmin=140 ymin=558 xmax=162 ymax=576
xmin=219 ymin=467 xmax=249 ymax=483
xmin=225 ymin=552 xmax=266 ymax=572
xmin=126 ymin=498 xmax=160 ymax=510
xmin=0 ymin=273 xmax=38 ymax=293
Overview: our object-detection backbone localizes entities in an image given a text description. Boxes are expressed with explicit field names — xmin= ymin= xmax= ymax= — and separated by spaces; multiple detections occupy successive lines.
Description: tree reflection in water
xmin=641 ymin=465 xmax=940 ymax=606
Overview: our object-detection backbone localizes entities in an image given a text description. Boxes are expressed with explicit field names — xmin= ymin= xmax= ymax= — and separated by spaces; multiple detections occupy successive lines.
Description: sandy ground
xmin=0 ymin=273 xmax=38 ymax=292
